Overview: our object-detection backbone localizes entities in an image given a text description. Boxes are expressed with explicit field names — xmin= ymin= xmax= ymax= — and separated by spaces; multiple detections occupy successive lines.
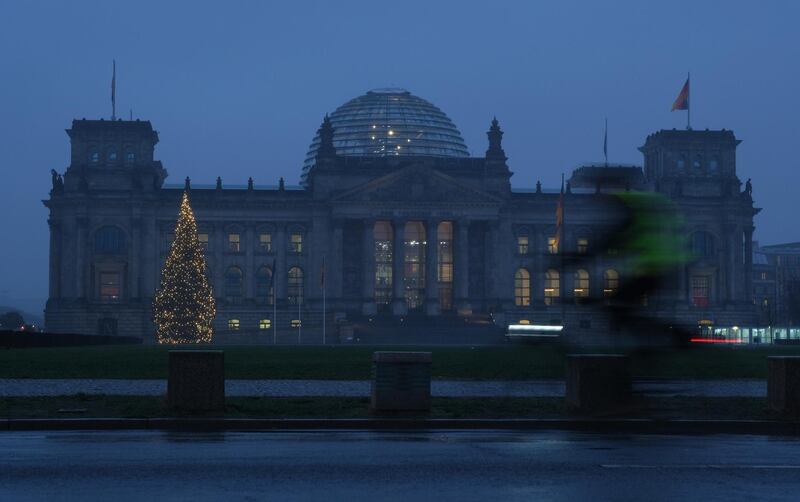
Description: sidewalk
xmin=0 ymin=378 xmax=766 ymax=398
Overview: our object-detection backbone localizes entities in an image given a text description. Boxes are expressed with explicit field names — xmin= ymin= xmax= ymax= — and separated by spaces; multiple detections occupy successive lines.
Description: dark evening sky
xmin=1 ymin=0 xmax=798 ymax=314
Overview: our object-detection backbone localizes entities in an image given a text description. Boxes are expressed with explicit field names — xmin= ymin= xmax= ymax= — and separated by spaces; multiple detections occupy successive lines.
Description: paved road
xmin=0 ymin=378 xmax=766 ymax=397
xmin=1 ymin=430 xmax=799 ymax=501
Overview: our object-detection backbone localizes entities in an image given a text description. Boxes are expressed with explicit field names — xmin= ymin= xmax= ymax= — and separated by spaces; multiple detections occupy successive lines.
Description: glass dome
xmin=302 ymin=88 xmax=469 ymax=180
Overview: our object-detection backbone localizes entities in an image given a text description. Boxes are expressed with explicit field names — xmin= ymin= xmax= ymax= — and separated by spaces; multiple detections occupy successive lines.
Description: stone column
xmin=482 ymin=221 xmax=495 ymax=304
xmin=245 ymin=224 xmax=255 ymax=301
xmin=725 ymin=224 xmax=737 ymax=303
xmin=744 ymin=226 xmax=754 ymax=302
xmin=425 ymin=219 xmax=440 ymax=316
xmin=275 ymin=223 xmax=287 ymax=305
xmin=455 ymin=219 xmax=471 ymax=314
xmin=144 ymin=216 xmax=158 ymax=299
xmin=361 ymin=219 xmax=376 ymax=315
xmin=76 ymin=216 xmax=88 ymax=299
xmin=48 ymin=219 xmax=61 ymax=300
xmin=391 ymin=219 xmax=407 ymax=316
xmin=332 ymin=220 xmax=344 ymax=301
xmin=130 ymin=217 xmax=142 ymax=299
xmin=214 ymin=223 xmax=225 ymax=303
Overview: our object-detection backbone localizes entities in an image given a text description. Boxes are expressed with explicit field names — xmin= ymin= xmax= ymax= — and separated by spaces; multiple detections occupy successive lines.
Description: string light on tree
xmin=153 ymin=191 xmax=216 ymax=344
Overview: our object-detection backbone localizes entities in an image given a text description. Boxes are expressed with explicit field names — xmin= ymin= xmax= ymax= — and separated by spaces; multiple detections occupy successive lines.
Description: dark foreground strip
xmin=2 ymin=417 xmax=800 ymax=435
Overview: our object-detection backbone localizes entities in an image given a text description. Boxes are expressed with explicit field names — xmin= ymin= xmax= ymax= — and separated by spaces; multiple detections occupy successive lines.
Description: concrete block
xmin=566 ymin=354 xmax=631 ymax=412
xmin=768 ymin=356 xmax=800 ymax=417
xmin=371 ymin=352 xmax=432 ymax=412
xmin=167 ymin=351 xmax=225 ymax=412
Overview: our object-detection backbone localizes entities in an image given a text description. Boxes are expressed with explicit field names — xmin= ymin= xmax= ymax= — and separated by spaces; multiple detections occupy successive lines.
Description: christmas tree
xmin=153 ymin=192 xmax=216 ymax=343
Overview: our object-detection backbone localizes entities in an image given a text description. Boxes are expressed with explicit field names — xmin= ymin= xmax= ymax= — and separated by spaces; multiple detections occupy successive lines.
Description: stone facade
xmin=43 ymin=95 xmax=760 ymax=342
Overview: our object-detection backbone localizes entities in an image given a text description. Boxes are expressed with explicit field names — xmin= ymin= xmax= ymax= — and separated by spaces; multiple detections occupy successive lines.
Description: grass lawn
xmin=1 ymin=344 xmax=800 ymax=380
xmin=0 ymin=394 xmax=775 ymax=421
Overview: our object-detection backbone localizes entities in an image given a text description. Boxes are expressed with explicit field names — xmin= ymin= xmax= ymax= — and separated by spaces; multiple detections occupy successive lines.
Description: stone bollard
xmin=565 ymin=354 xmax=631 ymax=412
xmin=371 ymin=352 xmax=432 ymax=412
xmin=768 ymin=356 xmax=800 ymax=418
xmin=167 ymin=350 xmax=225 ymax=412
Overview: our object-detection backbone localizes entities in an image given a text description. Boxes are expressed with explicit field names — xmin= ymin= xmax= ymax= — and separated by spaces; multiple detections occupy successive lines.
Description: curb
xmin=3 ymin=417 xmax=800 ymax=435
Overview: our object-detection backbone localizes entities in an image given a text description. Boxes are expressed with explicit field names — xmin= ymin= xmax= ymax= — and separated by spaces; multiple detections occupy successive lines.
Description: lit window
xmin=288 ymin=266 xmax=304 ymax=305
xmin=403 ymin=221 xmax=426 ymax=311
xmin=548 ymin=237 xmax=558 ymax=254
xmin=691 ymin=275 xmax=710 ymax=307
xmin=225 ymin=267 xmax=243 ymax=304
xmin=291 ymin=233 xmax=303 ymax=253
xmin=374 ymin=221 xmax=393 ymax=307
xmin=228 ymin=319 xmax=240 ymax=330
xmin=99 ymin=272 xmax=121 ymax=302
xmin=259 ymin=319 xmax=271 ymax=330
xmin=259 ymin=233 xmax=272 ymax=253
xmin=514 ymin=269 xmax=531 ymax=306
xmin=228 ymin=233 xmax=240 ymax=252
xmin=544 ymin=269 xmax=560 ymax=305
xmin=603 ymin=269 xmax=619 ymax=297
xmin=126 ymin=152 xmax=135 ymax=164
xmin=577 ymin=238 xmax=588 ymax=254
xmin=574 ymin=269 xmax=589 ymax=298
xmin=517 ymin=236 xmax=529 ymax=255
xmin=291 ymin=319 xmax=302 ymax=328
xmin=198 ymin=233 xmax=209 ymax=251
xmin=760 ymin=272 xmax=767 ymax=280
xmin=437 ymin=222 xmax=454 ymax=311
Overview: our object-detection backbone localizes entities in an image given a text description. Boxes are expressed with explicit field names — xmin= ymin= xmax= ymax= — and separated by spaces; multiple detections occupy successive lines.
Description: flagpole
xmin=560 ymin=173 xmax=566 ymax=330
xmin=687 ymin=72 xmax=691 ymax=130
xmin=273 ymin=292 xmax=277 ymax=345
xmin=111 ymin=60 xmax=116 ymax=121
xmin=322 ymin=255 xmax=326 ymax=345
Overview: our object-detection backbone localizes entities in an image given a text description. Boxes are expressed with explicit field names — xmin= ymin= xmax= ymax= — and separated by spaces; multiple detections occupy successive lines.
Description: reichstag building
xmin=43 ymin=88 xmax=759 ymax=342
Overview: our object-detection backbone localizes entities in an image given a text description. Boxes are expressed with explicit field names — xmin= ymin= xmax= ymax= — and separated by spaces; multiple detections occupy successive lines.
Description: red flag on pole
xmin=671 ymin=77 xmax=689 ymax=111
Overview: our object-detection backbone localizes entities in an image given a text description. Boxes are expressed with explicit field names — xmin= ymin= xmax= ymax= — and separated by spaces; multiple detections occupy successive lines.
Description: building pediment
xmin=330 ymin=165 xmax=504 ymax=205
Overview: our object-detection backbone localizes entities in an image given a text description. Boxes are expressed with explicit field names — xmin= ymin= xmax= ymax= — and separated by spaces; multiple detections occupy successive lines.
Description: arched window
xmin=288 ymin=266 xmax=304 ymax=305
xmin=437 ymin=222 xmax=454 ymax=311
xmin=374 ymin=221 xmax=393 ymax=306
xmin=404 ymin=221 xmax=426 ymax=310
xmin=574 ymin=269 xmax=590 ymax=298
xmin=224 ymin=267 xmax=243 ymax=304
xmin=603 ymin=269 xmax=619 ymax=297
xmin=255 ymin=266 xmax=274 ymax=305
xmin=544 ymin=269 xmax=560 ymax=305
xmin=514 ymin=269 xmax=531 ymax=306
xmin=692 ymin=154 xmax=702 ymax=169
xmin=94 ymin=226 xmax=126 ymax=254
xmin=290 ymin=233 xmax=303 ymax=254
xmin=691 ymin=231 xmax=715 ymax=258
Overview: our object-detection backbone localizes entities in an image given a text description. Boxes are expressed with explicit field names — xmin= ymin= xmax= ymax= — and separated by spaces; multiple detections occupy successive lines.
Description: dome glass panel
xmin=302 ymin=88 xmax=469 ymax=181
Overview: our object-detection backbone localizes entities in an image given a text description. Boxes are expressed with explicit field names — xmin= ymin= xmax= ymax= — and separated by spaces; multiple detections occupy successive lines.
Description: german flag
xmin=671 ymin=76 xmax=689 ymax=111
